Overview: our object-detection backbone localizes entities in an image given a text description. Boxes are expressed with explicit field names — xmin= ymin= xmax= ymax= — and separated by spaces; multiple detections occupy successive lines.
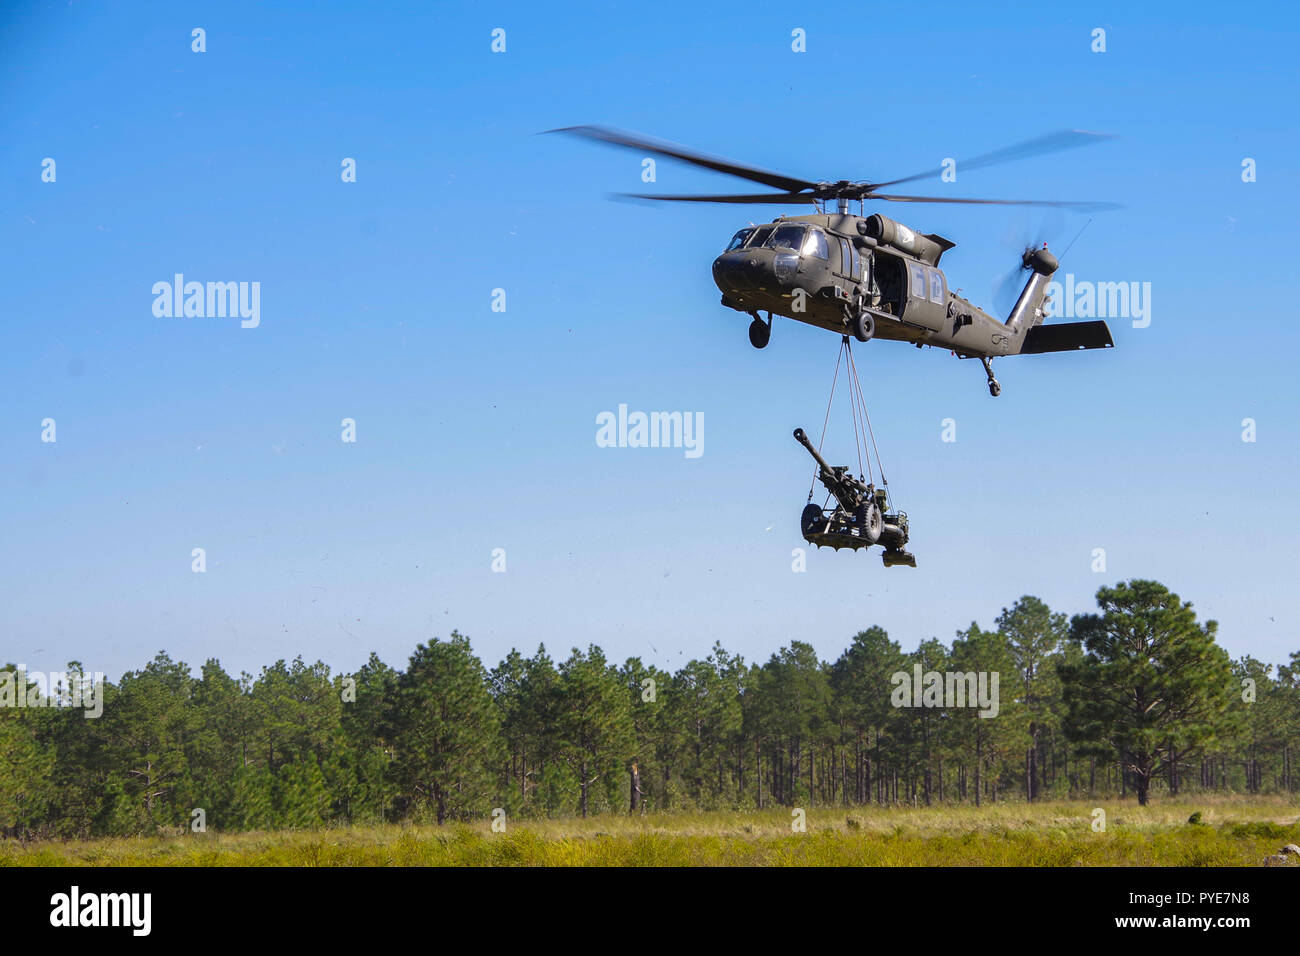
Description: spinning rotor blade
xmin=1001 ymin=209 xmax=1066 ymax=256
xmin=870 ymin=193 xmax=1119 ymax=211
xmin=553 ymin=125 xmax=1119 ymax=209
xmin=549 ymin=125 xmax=815 ymax=193
xmin=616 ymin=191 xmax=818 ymax=204
xmin=992 ymin=258 xmax=1033 ymax=317
xmin=992 ymin=211 xmax=1070 ymax=316
xmin=871 ymin=129 xmax=1118 ymax=189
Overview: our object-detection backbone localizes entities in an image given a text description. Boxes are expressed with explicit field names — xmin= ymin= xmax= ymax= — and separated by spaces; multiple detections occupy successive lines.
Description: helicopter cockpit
xmin=725 ymin=227 xmax=756 ymax=251
xmin=724 ymin=223 xmax=829 ymax=259
xmin=714 ymin=221 xmax=844 ymax=329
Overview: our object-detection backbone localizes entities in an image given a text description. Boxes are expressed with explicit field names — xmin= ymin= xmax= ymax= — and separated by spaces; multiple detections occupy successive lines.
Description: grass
xmin=4 ymin=796 xmax=1298 ymax=867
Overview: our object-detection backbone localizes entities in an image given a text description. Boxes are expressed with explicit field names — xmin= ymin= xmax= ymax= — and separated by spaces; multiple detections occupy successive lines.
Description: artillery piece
xmin=793 ymin=428 xmax=916 ymax=567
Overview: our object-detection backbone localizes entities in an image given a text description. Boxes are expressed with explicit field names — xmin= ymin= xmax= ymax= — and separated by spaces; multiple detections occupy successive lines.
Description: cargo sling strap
xmin=809 ymin=335 xmax=891 ymax=514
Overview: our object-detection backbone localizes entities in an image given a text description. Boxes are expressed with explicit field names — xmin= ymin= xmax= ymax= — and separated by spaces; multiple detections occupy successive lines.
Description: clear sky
xmin=3 ymin=0 xmax=1298 ymax=680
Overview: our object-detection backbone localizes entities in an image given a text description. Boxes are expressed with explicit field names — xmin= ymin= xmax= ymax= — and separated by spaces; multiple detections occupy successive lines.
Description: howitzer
xmin=793 ymin=427 xmax=870 ymax=513
xmin=793 ymin=427 xmax=916 ymax=567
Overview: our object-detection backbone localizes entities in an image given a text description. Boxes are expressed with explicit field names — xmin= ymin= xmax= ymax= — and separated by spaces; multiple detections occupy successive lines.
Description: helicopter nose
xmin=713 ymin=251 xmax=766 ymax=292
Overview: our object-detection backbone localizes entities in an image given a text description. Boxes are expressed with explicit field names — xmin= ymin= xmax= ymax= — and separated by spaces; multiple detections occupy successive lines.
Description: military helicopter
xmin=552 ymin=126 xmax=1118 ymax=396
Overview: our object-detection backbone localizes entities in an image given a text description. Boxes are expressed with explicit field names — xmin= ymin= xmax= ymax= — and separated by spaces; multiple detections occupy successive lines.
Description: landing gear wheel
xmin=748 ymin=314 xmax=771 ymax=349
xmin=855 ymin=501 xmax=883 ymax=544
xmin=851 ymin=311 xmax=875 ymax=343
xmin=800 ymin=503 xmax=825 ymax=537
xmin=981 ymin=356 xmax=1000 ymax=397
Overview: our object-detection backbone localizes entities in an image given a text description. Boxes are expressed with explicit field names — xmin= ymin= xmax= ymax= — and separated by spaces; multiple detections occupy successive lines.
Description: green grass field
xmin=5 ymin=797 xmax=1298 ymax=866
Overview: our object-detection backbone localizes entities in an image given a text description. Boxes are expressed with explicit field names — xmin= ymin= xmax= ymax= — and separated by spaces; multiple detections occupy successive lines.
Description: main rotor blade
xmin=550 ymin=125 xmax=816 ymax=193
xmin=870 ymin=193 xmax=1121 ymax=212
xmin=616 ymin=191 xmax=818 ymax=205
xmin=871 ymin=129 xmax=1118 ymax=189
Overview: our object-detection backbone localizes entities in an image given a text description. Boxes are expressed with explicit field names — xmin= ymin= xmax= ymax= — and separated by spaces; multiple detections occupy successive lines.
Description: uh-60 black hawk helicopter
xmin=553 ymin=125 xmax=1120 ymax=567
xmin=552 ymin=125 xmax=1118 ymax=397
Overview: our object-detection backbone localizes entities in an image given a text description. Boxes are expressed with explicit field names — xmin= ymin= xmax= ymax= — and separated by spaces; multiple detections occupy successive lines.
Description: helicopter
xmin=552 ymin=126 xmax=1118 ymax=396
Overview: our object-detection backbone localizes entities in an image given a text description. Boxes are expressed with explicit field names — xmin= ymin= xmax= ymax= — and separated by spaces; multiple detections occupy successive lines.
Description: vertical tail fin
xmin=1006 ymin=246 xmax=1059 ymax=349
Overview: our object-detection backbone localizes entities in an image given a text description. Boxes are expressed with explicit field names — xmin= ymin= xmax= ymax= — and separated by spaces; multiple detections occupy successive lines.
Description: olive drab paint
xmin=552 ymin=125 xmax=1118 ymax=397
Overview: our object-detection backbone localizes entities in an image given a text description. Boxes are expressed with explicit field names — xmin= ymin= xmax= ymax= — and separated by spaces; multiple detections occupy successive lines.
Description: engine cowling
xmin=859 ymin=214 xmax=946 ymax=265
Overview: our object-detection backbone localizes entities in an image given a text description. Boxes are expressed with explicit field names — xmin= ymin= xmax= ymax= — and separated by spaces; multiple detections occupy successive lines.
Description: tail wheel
xmin=800 ymin=503 xmax=825 ymax=537
xmin=748 ymin=317 xmax=771 ymax=349
xmin=855 ymin=501 xmax=883 ymax=543
xmin=851 ymin=311 xmax=875 ymax=343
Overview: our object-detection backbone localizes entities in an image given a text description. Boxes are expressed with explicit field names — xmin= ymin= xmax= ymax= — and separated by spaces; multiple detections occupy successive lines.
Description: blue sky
xmin=2 ymin=0 xmax=1298 ymax=680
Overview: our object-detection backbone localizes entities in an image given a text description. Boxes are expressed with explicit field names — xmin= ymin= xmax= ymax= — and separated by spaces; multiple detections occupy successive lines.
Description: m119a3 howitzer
xmin=793 ymin=428 xmax=916 ymax=567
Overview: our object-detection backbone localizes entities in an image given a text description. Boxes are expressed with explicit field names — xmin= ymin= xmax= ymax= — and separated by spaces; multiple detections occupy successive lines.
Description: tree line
xmin=1 ymin=579 xmax=1296 ymax=838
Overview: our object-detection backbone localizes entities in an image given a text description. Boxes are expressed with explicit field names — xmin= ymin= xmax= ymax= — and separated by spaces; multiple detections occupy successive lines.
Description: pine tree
xmin=830 ymin=627 xmax=907 ymax=805
xmin=666 ymin=654 xmax=740 ymax=808
xmin=385 ymin=632 xmax=501 ymax=824
xmin=998 ymin=596 xmax=1067 ymax=800
xmin=278 ymin=757 xmax=331 ymax=828
xmin=337 ymin=653 xmax=398 ymax=823
xmin=619 ymin=656 xmax=673 ymax=810
xmin=948 ymin=623 xmax=1017 ymax=805
xmin=555 ymin=646 xmax=634 ymax=817
xmin=1060 ymin=580 xmax=1236 ymax=805
xmin=98 ymin=652 xmax=197 ymax=829
xmin=753 ymin=642 xmax=830 ymax=806
xmin=0 ymin=667 xmax=56 ymax=837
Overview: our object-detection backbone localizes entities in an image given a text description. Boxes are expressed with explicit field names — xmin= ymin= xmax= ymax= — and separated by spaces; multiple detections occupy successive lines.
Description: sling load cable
xmin=812 ymin=337 xmax=869 ymax=504
xmin=842 ymin=335 xmax=873 ymax=486
xmin=811 ymin=336 xmax=885 ymax=504
xmin=845 ymin=339 xmax=891 ymax=511
xmin=845 ymin=339 xmax=869 ymax=485
xmin=809 ymin=341 xmax=845 ymax=503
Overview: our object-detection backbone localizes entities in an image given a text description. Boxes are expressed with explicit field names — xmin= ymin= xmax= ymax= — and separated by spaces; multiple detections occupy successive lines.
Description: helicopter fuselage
xmin=713 ymin=212 xmax=1023 ymax=359
xmin=551 ymin=124 xmax=1117 ymax=395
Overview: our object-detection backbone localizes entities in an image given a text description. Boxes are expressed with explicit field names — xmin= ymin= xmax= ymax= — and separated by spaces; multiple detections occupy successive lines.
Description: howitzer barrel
xmin=793 ymin=427 xmax=869 ymax=510
xmin=793 ymin=427 xmax=834 ymax=476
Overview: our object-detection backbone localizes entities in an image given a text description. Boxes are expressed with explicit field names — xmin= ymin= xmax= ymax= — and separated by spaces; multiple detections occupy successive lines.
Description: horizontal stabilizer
xmin=1019 ymin=320 xmax=1114 ymax=354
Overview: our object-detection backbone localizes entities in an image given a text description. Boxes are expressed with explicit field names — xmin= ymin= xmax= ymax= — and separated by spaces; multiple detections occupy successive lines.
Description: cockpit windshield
xmin=725 ymin=228 xmax=755 ymax=252
xmin=764 ymin=224 xmax=808 ymax=252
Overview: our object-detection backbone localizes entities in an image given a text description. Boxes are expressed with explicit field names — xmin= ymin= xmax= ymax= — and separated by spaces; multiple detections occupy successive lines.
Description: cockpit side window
xmin=725 ymin=228 xmax=755 ymax=252
xmin=765 ymin=224 xmax=808 ymax=252
xmin=802 ymin=228 xmax=829 ymax=259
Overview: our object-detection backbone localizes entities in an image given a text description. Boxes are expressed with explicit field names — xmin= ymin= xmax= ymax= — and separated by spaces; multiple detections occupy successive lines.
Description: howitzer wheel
xmin=855 ymin=501 xmax=883 ymax=544
xmin=800 ymin=503 xmax=825 ymax=537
